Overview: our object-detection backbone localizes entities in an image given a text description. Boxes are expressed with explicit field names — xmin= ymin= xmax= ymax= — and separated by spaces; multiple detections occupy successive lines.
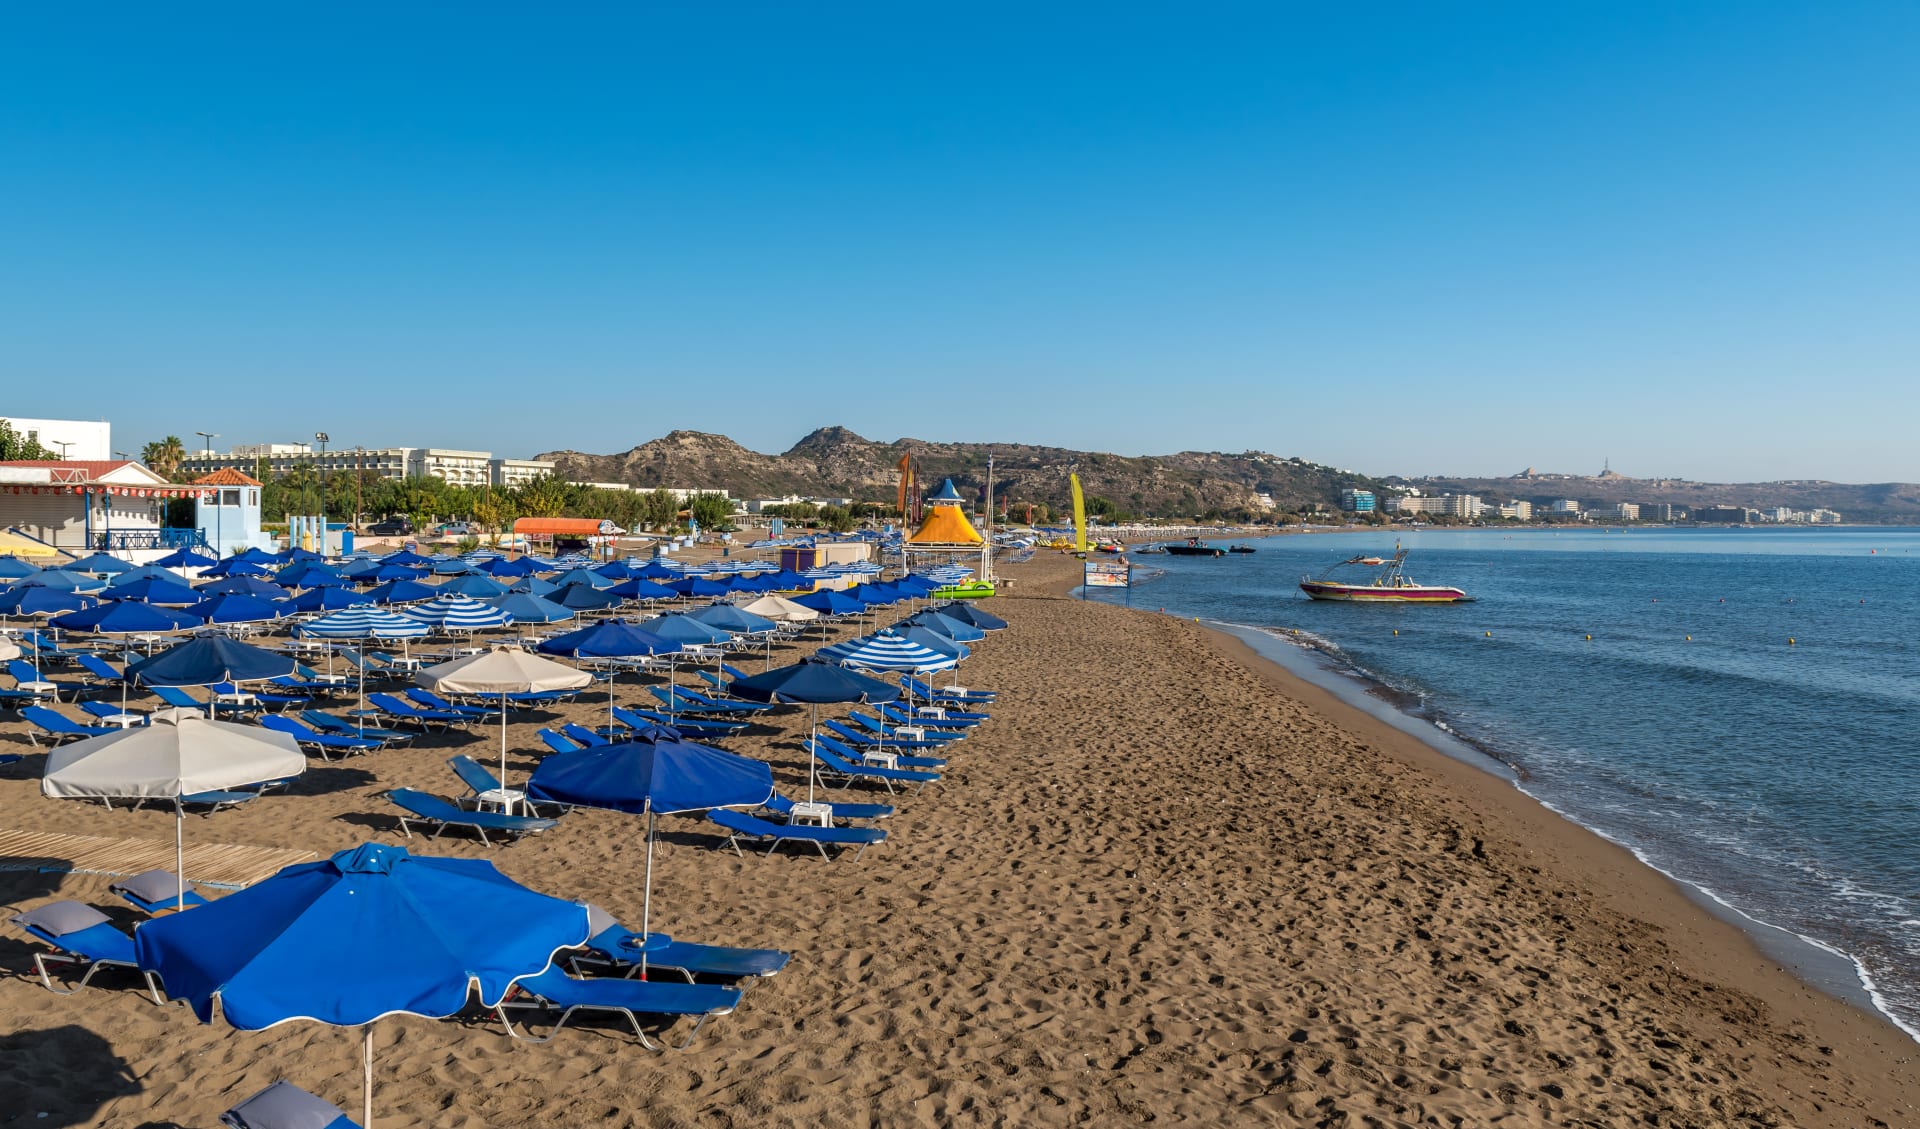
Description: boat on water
xmin=1164 ymin=538 xmax=1225 ymax=558
xmin=1227 ymin=545 xmax=1256 ymax=554
xmin=1299 ymin=546 xmax=1471 ymax=603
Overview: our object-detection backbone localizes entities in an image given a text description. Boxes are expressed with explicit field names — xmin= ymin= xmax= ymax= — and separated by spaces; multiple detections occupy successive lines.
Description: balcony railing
xmin=92 ymin=527 xmax=215 ymax=553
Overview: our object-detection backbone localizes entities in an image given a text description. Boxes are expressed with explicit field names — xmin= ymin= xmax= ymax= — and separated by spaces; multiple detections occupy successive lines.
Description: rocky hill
xmin=535 ymin=428 xmax=1392 ymax=519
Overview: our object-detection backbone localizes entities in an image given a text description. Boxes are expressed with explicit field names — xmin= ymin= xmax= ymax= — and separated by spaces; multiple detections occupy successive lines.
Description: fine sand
xmin=2 ymin=549 xmax=1918 ymax=1126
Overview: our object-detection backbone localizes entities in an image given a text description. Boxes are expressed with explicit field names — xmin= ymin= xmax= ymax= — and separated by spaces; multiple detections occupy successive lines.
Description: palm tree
xmin=141 ymin=436 xmax=187 ymax=479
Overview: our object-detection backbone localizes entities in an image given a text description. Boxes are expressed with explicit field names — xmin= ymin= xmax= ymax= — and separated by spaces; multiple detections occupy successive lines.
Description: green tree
xmin=141 ymin=435 xmax=187 ymax=479
xmin=819 ymin=504 xmax=856 ymax=533
xmin=689 ymin=492 xmax=733 ymax=532
xmin=642 ymin=487 xmax=678 ymax=532
xmin=0 ymin=420 xmax=55 ymax=460
xmin=516 ymin=474 xmax=574 ymax=518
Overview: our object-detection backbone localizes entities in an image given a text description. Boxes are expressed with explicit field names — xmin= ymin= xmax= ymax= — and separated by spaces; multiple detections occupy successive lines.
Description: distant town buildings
xmin=1547 ymin=499 xmax=1583 ymax=516
xmin=1594 ymin=502 xmax=1640 ymax=522
xmin=180 ymin=443 xmax=555 ymax=489
xmin=1497 ymin=500 xmax=1533 ymax=521
xmin=1384 ymin=492 xmax=1482 ymax=518
xmin=1340 ymin=488 xmax=1376 ymax=513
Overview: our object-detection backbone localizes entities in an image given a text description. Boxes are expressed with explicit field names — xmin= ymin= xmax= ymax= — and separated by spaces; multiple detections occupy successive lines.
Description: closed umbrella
xmin=525 ymin=728 xmax=771 ymax=962
xmin=135 ymin=842 xmax=589 ymax=1126
xmin=416 ymin=649 xmax=592 ymax=789
xmin=43 ymin=710 xmax=304 ymax=909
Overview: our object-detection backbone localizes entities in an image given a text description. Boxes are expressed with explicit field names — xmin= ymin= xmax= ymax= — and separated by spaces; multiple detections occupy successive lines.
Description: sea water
xmin=1083 ymin=526 xmax=1920 ymax=1037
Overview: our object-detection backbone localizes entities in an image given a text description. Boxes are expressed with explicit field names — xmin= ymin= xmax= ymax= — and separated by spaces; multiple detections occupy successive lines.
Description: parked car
xmin=366 ymin=517 xmax=414 ymax=537
xmin=433 ymin=522 xmax=475 ymax=537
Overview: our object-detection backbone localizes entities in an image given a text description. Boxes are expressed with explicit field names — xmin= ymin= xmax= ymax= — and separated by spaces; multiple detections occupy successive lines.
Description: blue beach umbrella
xmin=508 ymin=574 xmax=560 ymax=596
xmin=536 ymin=618 xmax=681 ymax=726
xmin=363 ymin=579 xmax=437 ymax=605
xmin=481 ymin=556 xmax=540 ymax=578
xmin=526 ymin=729 xmax=771 ymax=953
xmin=69 ymin=551 xmax=136 ymax=576
xmin=893 ymin=574 xmax=944 ymax=598
xmin=904 ymin=609 xmax=987 ymax=642
xmin=111 ymin=564 xmax=190 ymax=587
xmin=935 ymin=602 xmax=1008 ymax=630
xmin=51 ymin=600 xmax=198 ymax=635
xmin=233 ymin=547 xmax=279 ymax=565
xmin=486 ymin=591 xmax=574 ymax=625
xmin=640 ymin=613 xmax=731 ymax=647
xmin=135 ymin=842 xmax=590 ymax=1126
xmin=609 ymin=577 xmax=676 ymax=603
xmin=688 ymin=603 xmax=778 ymax=634
xmin=553 ymin=568 xmax=615 ymax=590
xmin=195 ymin=575 xmax=284 ymax=599
xmin=731 ymin=659 xmax=900 ymax=800
xmin=285 ymin=585 xmax=375 ymax=614
xmin=429 ymin=558 xmax=481 ymax=576
xmin=16 ymin=568 xmax=106 ymax=593
xmin=102 ymin=575 xmax=203 ymax=606
xmin=793 ymin=587 xmax=865 ymax=616
xmin=436 ymin=574 xmax=509 ymax=599
xmin=666 ymin=576 xmax=730 ymax=598
xmin=183 ymin=593 xmax=288 ymax=626
xmin=0 ymin=557 xmax=42 ymax=580
xmin=816 ymin=630 xmax=959 ymax=673
xmin=302 ymin=608 xmax=431 ymax=731
xmin=274 ymin=561 xmax=344 ymax=588
xmin=546 ymin=584 xmax=622 ymax=611
xmin=400 ymin=594 xmax=514 ymax=633
xmin=198 ymin=557 xmax=272 ymax=579
xmin=378 ymin=550 xmax=432 ymax=567
xmin=126 ymin=636 xmax=296 ymax=700
xmin=152 ymin=547 xmax=219 ymax=569
xmin=0 ymin=585 xmax=94 ymax=617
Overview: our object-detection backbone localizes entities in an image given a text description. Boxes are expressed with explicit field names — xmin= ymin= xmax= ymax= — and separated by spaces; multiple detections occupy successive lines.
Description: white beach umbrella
xmin=415 ymin=648 xmax=592 ymax=789
xmin=738 ymin=594 xmax=820 ymax=623
xmin=42 ymin=710 xmax=305 ymax=909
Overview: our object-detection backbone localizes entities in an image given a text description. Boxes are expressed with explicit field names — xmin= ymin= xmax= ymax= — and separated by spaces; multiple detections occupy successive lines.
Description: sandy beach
xmin=3 ymin=549 xmax=1918 ymax=1126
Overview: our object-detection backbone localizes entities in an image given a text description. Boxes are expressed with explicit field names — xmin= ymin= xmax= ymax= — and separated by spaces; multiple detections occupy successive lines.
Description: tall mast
xmin=982 ymin=450 xmax=996 ymax=583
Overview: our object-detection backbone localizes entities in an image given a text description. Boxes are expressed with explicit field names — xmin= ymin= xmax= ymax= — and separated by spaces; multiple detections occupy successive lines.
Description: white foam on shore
xmin=1201 ymin=614 xmax=1920 ymax=1046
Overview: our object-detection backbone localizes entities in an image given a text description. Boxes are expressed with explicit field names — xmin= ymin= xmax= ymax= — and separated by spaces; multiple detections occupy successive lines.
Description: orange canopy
xmin=906 ymin=504 xmax=983 ymax=546
xmin=513 ymin=517 xmax=619 ymax=536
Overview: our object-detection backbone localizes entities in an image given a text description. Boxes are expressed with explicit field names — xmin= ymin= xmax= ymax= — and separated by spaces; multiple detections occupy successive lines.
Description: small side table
xmin=862 ymin=751 xmax=899 ymax=770
xmin=787 ymin=801 xmax=834 ymax=827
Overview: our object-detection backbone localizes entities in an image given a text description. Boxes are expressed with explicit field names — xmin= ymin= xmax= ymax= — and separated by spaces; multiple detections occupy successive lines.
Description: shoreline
xmin=1036 ymin=552 xmax=1920 ymax=1099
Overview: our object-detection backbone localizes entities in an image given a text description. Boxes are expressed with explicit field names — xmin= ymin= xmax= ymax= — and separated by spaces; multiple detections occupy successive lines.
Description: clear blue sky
xmin=2 ymin=3 xmax=1915 ymax=482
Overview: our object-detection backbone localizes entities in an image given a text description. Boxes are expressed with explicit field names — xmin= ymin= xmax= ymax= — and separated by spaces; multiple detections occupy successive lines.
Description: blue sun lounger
xmin=901 ymin=675 xmax=995 ymax=704
xmin=822 ymin=718 xmax=956 ymax=752
xmin=848 ymin=710 xmax=967 ymax=742
xmin=538 ymin=728 xmax=582 ymax=755
xmin=766 ymin=789 xmax=893 ymax=823
xmin=496 ymin=965 xmax=741 ymax=1050
xmin=258 ymin=715 xmax=383 ymax=760
xmin=561 ymin=723 xmax=609 ymax=747
xmin=405 ymin=688 xmax=497 ymax=719
xmin=574 ymin=908 xmax=791 ymax=985
xmin=880 ymin=702 xmax=986 ymax=728
xmin=364 ymin=692 xmax=469 ymax=730
xmin=301 ymin=710 xmax=416 ymax=745
xmin=808 ymin=742 xmax=941 ymax=794
xmin=648 ymin=685 xmax=767 ymax=716
xmin=811 ymin=731 xmax=945 ymax=771
xmin=708 ymin=809 xmax=887 ymax=860
xmin=221 ymin=1080 xmax=362 ymax=1129
xmin=110 ymin=869 xmax=210 ymax=914
xmin=20 ymin=705 xmax=116 ymax=746
xmin=612 ymin=706 xmax=749 ymax=740
xmin=8 ymin=659 xmax=89 ymax=702
xmin=386 ymin=788 xmax=557 ymax=844
xmin=8 ymin=901 xmax=163 ymax=999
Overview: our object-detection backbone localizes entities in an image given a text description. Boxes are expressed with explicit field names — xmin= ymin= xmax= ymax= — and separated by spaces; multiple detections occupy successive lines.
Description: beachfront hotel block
xmin=0 ymin=416 xmax=111 ymax=461
xmin=1385 ymin=492 xmax=1483 ymax=518
xmin=1340 ymin=488 xmax=1376 ymax=512
xmin=179 ymin=443 xmax=554 ymax=488
xmin=1595 ymin=502 xmax=1640 ymax=521
xmin=1497 ymin=500 xmax=1533 ymax=520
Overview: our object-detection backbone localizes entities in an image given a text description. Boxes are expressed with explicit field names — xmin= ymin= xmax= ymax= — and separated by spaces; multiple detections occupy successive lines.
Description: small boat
xmin=1299 ymin=546 xmax=1470 ymax=603
xmin=1227 ymin=545 xmax=1256 ymax=554
xmin=1163 ymin=538 xmax=1225 ymax=558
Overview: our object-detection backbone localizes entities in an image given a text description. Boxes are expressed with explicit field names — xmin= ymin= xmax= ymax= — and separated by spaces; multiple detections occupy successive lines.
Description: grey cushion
xmin=10 ymin=900 xmax=109 ymax=937
xmin=109 ymin=868 xmax=187 ymax=903
xmin=221 ymin=1081 xmax=351 ymax=1129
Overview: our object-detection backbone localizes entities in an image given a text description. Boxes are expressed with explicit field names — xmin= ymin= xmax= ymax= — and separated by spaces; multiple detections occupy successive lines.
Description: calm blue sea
xmin=1084 ymin=526 xmax=1920 ymax=1036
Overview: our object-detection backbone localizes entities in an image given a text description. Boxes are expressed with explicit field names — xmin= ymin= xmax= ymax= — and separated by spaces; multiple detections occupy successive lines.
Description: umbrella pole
xmin=175 ymin=803 xmax=186 ymax=911
xmin=807 ymin=703 xmax=818 ymax=804
xmin=640 ymin=803 xmax=655 ymax=978
xmin=499 ymin=691 xmax=509 ymax=790
xmin=364 ymin=1024 xmax=375 ymax=1129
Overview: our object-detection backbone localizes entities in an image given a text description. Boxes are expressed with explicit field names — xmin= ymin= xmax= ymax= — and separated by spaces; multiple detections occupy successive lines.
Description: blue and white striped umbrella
xmin=300 ymin=608 xmax=430 ymax=640
xmin=401 ymin=594 xmax=514 ymax=633
xmin=816 ymin=630 xmax=959 ymax=673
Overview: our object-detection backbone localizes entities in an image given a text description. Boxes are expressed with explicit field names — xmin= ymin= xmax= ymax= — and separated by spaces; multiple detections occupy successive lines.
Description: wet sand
xmin=1 ymin=550 xmax=1916 ymax=1126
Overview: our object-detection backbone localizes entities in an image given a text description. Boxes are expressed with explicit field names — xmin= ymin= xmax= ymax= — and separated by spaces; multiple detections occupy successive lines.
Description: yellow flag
xmin=1070 ymin=473 xmax=1087 ymax=552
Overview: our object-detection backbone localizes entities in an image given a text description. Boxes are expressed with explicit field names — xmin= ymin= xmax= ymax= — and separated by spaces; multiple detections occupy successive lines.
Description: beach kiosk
xmin=902 ymin=479 xmax=993 ymax=595
xmin=512 ymin=516 xmax=623 ymax=557
xmin=192 ymin=468 xmax=281 ymax=559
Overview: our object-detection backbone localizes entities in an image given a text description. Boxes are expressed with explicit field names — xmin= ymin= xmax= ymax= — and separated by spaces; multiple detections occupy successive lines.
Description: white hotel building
xmin=179 ymin=443 xmax=554 ymax=488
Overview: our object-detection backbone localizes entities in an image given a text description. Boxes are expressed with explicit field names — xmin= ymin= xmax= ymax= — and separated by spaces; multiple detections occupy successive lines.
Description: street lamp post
xmin=195 ymin=432 xmax=220 ymax=557
xmin=315 ymin=432 xmax=330 ymax=557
